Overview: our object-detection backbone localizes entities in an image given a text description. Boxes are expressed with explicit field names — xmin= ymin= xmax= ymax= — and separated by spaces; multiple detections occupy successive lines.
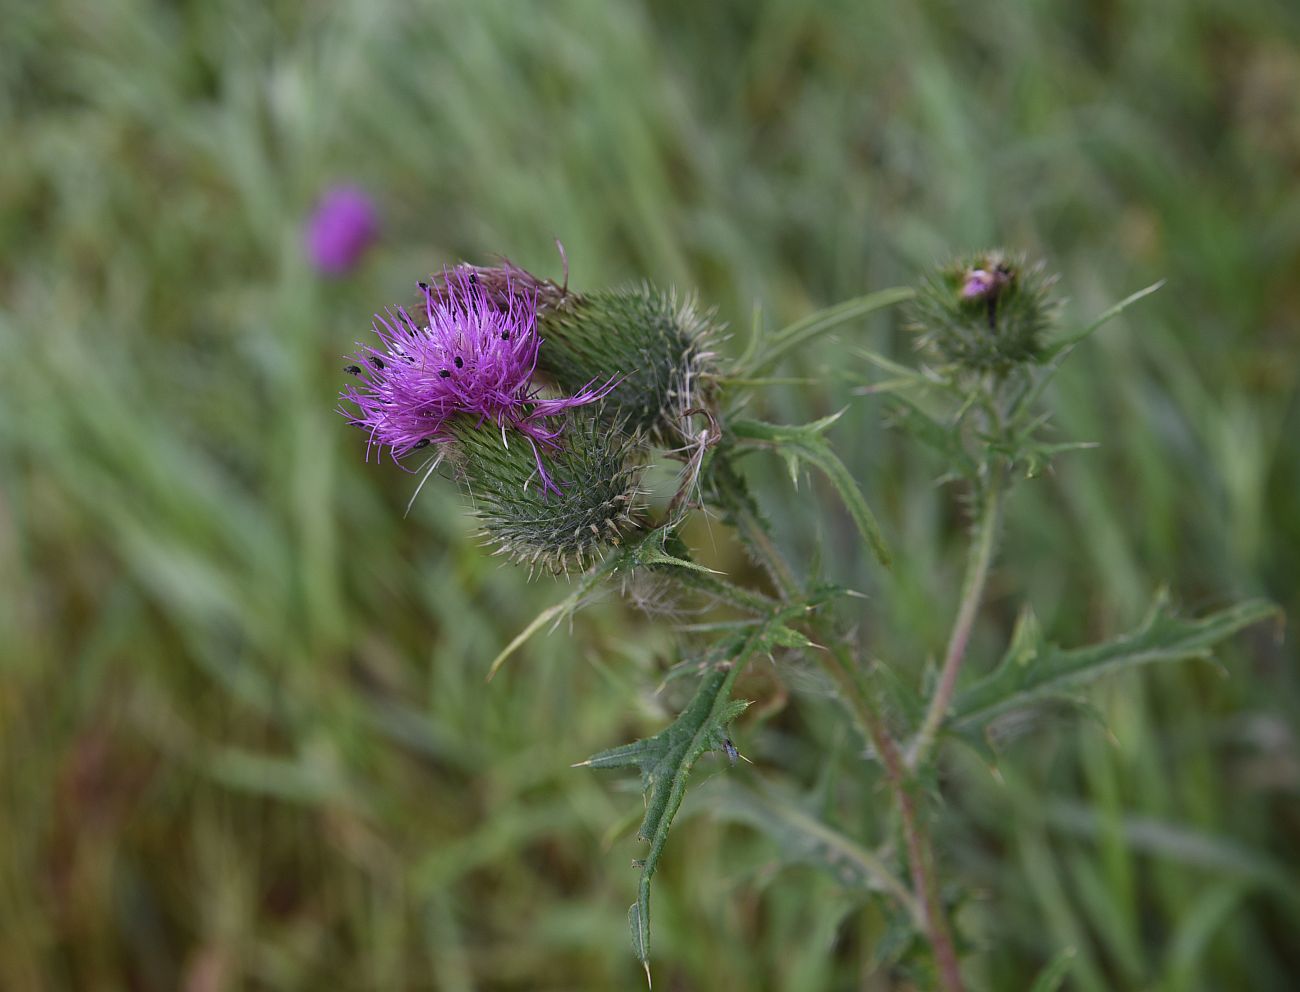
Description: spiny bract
xmin=536 ymin=286 xmax=720 ymax=443
xmin=451 ymin=409 xmax=646 ymax=575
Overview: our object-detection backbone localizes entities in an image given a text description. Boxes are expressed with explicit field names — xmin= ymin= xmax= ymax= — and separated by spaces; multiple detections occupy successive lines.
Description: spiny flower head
xmin=910 ymin=250 xmax=1059 ymax=376
xmin=424 ymin=260 xmax=721 ymax=443
xmin=340 ymin=268 xmax=616 ymax=492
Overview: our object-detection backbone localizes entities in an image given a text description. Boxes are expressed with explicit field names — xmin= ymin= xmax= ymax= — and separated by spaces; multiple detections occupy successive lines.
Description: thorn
xmin=643 ymin=961 xmax=653 ymax=989
xmin=570 ymin=759 xmax=592 ymax=768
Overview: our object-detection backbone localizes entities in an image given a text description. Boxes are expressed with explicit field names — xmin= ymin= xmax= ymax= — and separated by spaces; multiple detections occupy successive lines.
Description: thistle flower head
xmin=910 ymin=250 xmax=1059 ymax=375
xmin=425 ymin=262 xmax=721 ymax=443
xmin=340 ymin=268 xmax=616 ymax=492
xmin=304 ymin=184 xmax=380 ymax=275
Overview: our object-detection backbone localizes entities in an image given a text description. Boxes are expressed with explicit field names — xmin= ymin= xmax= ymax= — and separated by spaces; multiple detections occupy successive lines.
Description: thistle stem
xmin=667 ymin=568 xmax=778 ymax=615
xmin=726 ymin=490 xmax=798 ymax=600
xmin=907 ymin=474 xmax=1003 ymax=769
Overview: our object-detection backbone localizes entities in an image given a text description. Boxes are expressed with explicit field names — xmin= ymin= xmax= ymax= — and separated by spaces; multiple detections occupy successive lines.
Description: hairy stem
xmin=733 ymin=502 xmax=798 ymax=600
xmin=907 ymin=474 xmax=1003 ymax=769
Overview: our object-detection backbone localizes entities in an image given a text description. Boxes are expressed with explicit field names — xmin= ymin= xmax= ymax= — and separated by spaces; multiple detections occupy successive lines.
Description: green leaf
xmin=742 ymin=287 xmax=915 ymax=377
xmin=628 ymin=901 xmax=651 ymax=987
xmin=949 ymin=593 xmax=1279 ymax=733
xmin=1043 ymin=280 xmax=1166 ymax=358
xmin=732 ymin=418 xmax=892 ymax=567
xmin=1009 ymin=280 xmax=1166 ymax=424
xmin=578 ymin=659 xmax=746 ymax=973
xmin=578 ymin=597 xmax=835 ymax=972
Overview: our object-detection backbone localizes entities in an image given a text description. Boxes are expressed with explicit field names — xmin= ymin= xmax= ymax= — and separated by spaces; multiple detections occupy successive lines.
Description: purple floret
xmin=340 ymin=268 xmax=616 ymax=493
xmin=305 ymin=185 xmax=380 ymax=275
xmin=960 ymin=269 xmax=996 ymax=300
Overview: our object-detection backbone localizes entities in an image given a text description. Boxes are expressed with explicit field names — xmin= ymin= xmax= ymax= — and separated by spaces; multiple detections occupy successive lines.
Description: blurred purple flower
xmin=304 ymin=185 xmax=380 ymax=275
xmin=960 ymin=268 xmax=996 ymax=299
xmin=340 ymin=268 xmax=617 ymax=493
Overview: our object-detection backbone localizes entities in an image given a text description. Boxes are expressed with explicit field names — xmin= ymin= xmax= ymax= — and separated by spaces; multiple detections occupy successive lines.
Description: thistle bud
xmin=450 ymin=410 xmax=645 ymax=574
xmin=536 ymin=287 xmax=720 ymax=441
xmin=910 ymin=250 xmax=1059 ymax=375
xmin=427 ymin=264 xmax=721 ymax=442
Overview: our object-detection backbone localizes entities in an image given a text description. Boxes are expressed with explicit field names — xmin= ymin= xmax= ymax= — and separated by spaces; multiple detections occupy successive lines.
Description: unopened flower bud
xmin=910 ymin=250 xmax=1059 ymax=375
xmin=451 ymin=410 xmax=646 ymax=575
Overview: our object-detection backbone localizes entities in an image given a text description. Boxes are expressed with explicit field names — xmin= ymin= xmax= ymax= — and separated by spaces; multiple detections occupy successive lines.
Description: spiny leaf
xmin=1009 ymin=281 xmax=1166 ymax=423
xmin=949 ymin=593 xmax=1279 ymax=733
xmin=579 ymin=598 xmax=832 ymax=971
xmin=732 ymin=418 xmax=891 ymax=567
xmin=577 ymin=662 xmax=746 ymax=842
xmin=628 ymin=901 xmax=651 ymax=987
xmin=579 ymin=659 xmax=745 ymax=973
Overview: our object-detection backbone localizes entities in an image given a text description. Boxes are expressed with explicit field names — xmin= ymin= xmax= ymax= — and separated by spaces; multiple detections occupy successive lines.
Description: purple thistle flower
xmin=340 ymin=268 xmax=617 ymax=494
xmin=960 ymin=268 xmax=996 ymax=300
xmin=304 ymin=185 xmax=380 ymax=275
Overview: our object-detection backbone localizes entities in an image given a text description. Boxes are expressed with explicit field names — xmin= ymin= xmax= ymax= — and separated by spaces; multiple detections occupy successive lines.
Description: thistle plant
xmin=342 ymin=252 xmax=1276 ymax=989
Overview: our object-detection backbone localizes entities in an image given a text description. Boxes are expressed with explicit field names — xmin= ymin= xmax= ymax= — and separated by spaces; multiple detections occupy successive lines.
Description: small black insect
xmin=439 ymin=369 xmax=451 ymax=378
xmin=453 ymin=356 xmax=464 ymax=368
xmin=722 ymin=738 xmax=740 ymax=767
xmin=501 ymin=331 xmax=510 ymax=340
xmin=413 ymin=439 xmax=431 ymax=449
xmin=343 ymin=364 xmax=363 ymax=376
xmin=369 ymin=356 xmax=386 ymax=370
xmin=418 ymin=281 xmax=429 ymax=291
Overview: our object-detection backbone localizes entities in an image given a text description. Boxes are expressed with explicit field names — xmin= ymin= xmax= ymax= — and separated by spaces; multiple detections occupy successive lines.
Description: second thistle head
xmin=910 ymin=250 xmax=1059 ymax=376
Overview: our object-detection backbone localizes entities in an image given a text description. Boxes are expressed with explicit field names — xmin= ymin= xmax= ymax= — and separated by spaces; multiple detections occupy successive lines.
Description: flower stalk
xmin=907 ymin=471 xmax=1004 ymax=769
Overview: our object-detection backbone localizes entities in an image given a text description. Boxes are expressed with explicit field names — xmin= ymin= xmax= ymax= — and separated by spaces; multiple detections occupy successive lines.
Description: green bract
xmin=536 ymin=286 xmax=720 ymax=442
xmin=449 ymin=409 xmax=646 ymax=575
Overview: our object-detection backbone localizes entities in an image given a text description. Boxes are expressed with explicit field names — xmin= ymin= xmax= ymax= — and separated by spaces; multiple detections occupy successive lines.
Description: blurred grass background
xmin=2 ymin=0 xmax=1298 ymax=989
